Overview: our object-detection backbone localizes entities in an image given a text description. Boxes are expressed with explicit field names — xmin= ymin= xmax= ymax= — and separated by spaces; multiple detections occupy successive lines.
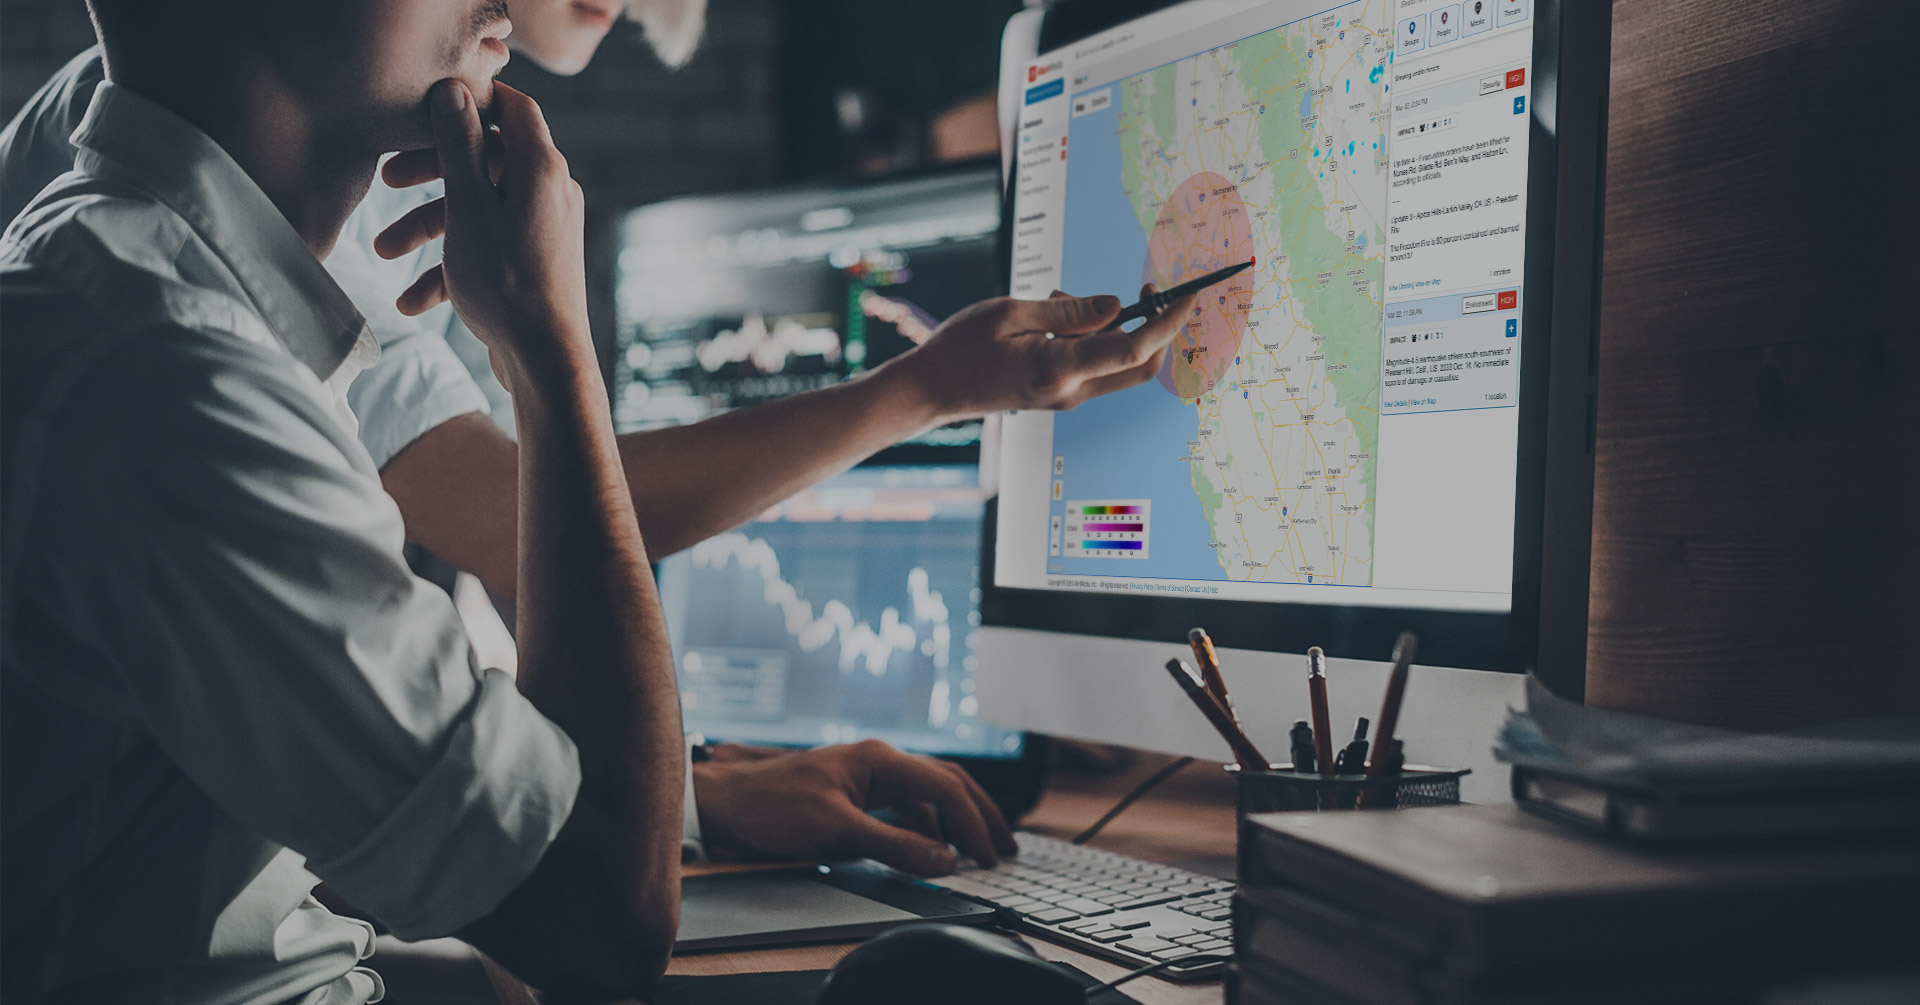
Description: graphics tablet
xmin=674 ymin=861 xmax=997 ymax=953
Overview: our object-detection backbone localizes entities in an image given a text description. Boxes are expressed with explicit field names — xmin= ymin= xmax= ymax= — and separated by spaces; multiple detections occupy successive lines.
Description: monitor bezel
xmin=982 ymin=0 xmax=1605 ymax=682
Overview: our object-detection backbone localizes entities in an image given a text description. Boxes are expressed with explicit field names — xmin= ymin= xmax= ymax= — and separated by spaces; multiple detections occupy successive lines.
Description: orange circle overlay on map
xmin=1143 ymin=172 xmax=1256 ymax=401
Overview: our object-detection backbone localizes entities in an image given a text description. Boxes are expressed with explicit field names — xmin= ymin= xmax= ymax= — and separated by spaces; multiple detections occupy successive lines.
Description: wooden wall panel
xmin=1586 ymin=0 xmax=1920 ymax=728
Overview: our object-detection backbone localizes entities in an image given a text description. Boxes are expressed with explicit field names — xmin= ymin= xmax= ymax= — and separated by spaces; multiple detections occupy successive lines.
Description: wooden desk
xmin=665 ymin=752 xmax=1236 ymax=1005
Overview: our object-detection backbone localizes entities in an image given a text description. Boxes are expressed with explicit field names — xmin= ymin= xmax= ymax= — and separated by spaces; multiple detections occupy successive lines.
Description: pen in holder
xmin=1225 ymin=761 xmax=1468 ymax=819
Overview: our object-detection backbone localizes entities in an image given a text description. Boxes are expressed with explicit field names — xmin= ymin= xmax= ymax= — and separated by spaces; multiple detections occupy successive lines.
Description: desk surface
xmin=666 ymin=751 xmax=1235 ymax=1005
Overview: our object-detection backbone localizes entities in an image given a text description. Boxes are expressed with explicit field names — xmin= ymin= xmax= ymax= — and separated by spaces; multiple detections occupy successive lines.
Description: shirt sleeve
xmin=0 ymin=45 xmax=106 ymax=227
xmin=682 ymin=734 xmax=706 ymax=862
xmin=13 ymin=325 xmax=577 ymax=941
xmin=327 ymin=181 xmax=491 ymax=470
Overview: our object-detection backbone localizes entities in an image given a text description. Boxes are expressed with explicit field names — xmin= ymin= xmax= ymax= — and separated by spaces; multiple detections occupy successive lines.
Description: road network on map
xmin=1113 ymin=0 xmax=1390 ymax=586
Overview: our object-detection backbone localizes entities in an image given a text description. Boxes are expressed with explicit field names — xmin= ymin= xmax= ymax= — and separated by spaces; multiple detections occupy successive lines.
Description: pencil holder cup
xmin=1225 ymin=763 xmax=1468 ymax=819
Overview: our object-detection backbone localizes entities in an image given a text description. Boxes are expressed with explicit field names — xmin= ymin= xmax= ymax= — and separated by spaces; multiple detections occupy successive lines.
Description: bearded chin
xmin=630 ymin=0 xmax=708 ymax=69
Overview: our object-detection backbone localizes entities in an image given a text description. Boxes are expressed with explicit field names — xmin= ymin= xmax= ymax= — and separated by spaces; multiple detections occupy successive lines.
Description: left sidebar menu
xmin=1009 ymin=62 xmax=1071 ymax=299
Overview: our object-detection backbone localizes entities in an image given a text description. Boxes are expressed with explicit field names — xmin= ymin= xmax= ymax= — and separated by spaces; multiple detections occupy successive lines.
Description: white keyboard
xmin=923 ymin=832 xmax=1234 ymax=980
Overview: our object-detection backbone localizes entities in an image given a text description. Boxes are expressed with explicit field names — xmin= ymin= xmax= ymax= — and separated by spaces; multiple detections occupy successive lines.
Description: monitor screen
xmin=611 ymin=165 xmax=1002 ymax=451
xmin=996 ymin=0 xmax=1536 ymax=617
xmin=656 ymin=464 xmax=1021 ymax=758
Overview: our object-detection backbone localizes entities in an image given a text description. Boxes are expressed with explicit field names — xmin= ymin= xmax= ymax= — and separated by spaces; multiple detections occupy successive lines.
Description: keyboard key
xmin=1108 ymin=917 xmax=1152 ymax=931
xmin=1115 ymin=937 xmax=1177 ymax=956
xmin=1171 ymin=933 xmax=1214 ymax=945
xmin=1026 ymin=907 xmax=1079 ymax=924
xmin=1194 ymin=938 xmax=1232 ymax=953
xmin=1198 ymin=908 xmax=1233 ymax=921
xmin=1090 ymin=929 xmax=1133 ymax=943
xmin=1150 ymin=946 xmax=1199 ymax=961
xmin=1115 ymin=892 xmax=1183 ymax=910
xmin=1059 ymin=898 xmax=1113 ymax=916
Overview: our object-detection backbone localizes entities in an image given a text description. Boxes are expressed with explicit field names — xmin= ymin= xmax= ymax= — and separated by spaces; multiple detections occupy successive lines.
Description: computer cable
xmin=1069 ymin=756 xmax=1197 ymax=845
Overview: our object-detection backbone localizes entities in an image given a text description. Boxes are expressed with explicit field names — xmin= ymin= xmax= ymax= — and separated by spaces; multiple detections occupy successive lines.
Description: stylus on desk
xmin=1164 ymin=658 xmax=1269 ymax=769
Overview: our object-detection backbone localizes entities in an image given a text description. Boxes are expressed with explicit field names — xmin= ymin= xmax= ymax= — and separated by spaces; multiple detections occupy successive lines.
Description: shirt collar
xmin=68 ymin=81 xmax=370 ymax=383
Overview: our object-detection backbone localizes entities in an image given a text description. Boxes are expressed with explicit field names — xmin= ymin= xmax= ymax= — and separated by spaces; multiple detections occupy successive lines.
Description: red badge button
xmin=1505 ymin=68 xmax=1526 ymax=89
xmin=1497 ymin=290 xmax=1518 ymax=310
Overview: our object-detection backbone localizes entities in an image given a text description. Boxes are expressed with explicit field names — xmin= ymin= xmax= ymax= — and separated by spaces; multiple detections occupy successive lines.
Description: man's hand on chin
xmin=691 ymin=739 xmax=1019 ymax=875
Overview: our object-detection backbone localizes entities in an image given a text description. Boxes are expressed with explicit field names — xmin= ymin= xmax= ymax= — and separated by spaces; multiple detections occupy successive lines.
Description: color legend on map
xmin=1064 ymin=500 xmax=1151 ymax=559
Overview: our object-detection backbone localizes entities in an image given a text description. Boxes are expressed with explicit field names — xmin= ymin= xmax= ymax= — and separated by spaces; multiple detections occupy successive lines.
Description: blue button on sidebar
xmin=1513 ymin=95 xmax=1526 ymax=115
xmin=1505 ymin=319 xmax=1518 ymax=337
xmin=1025 ymin=78 xmax=1065 ymax=105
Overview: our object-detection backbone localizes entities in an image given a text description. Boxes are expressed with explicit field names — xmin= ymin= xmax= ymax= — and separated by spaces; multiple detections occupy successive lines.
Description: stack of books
xmin=1228 ymin=804 xmax=1920 ymax=1004
xmin=1497 ymin=677 xmax=1920 ymax=844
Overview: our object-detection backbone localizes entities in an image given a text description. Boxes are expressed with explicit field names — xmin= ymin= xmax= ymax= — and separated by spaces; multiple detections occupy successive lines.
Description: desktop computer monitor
xmin=612 ymin=163 xmax=1002 ymax=452
xmin=980 ymin=0 xmax=1609 ymax=801
xmin=654 ymin=463 xmax=1022 ymax=759
xmin=614 ymin=166 xmax=1040 ymax=778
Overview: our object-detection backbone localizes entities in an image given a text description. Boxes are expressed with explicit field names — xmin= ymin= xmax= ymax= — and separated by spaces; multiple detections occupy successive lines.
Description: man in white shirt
xmin=0 ymin=1 xmax=1192 ymax=1001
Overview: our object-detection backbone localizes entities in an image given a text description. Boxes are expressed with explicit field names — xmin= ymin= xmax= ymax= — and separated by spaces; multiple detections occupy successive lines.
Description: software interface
xmin=656 ymin=465 xmax=1020 ymax=757
xmin=611 ymin=168 xmax=1001 ymax=449
xmin=998 ymin=0 xmax=1536 ymax=613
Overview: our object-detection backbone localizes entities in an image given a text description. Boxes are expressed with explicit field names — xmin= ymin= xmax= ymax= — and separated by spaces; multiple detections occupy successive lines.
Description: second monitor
xmin=613 ymin=164 xmax=1029 ymax=766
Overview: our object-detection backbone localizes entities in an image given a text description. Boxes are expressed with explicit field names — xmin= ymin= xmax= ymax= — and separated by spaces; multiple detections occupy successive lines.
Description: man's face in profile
xmin=262 ymin=0 xmax=514 ymax=152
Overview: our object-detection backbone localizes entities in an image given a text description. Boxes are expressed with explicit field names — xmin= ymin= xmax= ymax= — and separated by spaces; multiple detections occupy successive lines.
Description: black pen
xmin=1112 ymin=260 xmax=1255 ymax=326
xmin=1332 ymin=717 xmax=1370 ymax=775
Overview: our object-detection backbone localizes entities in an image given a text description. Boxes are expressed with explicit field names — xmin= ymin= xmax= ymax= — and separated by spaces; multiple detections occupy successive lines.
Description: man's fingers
xmin=487 ymin=82 xmax=561 ymax=175
xmin=1013 ymin=293 xmax=1123 ymax=337
xmin=428 ymin=80 xmax=489 ymax=201
xmin=396 ymin=265 xmax=448 ymax=316
xmin=385 ymin=131 xmax=505 ymax=189
xmin=870 ymin=750 xmax=1001 ymax=867
xmin=1059 ymin=292 xmax=1197 ymax=377
xmin=382 ymin=148 xmax=443 ymax=189
xmin=892 ymin=801 xmax=944 ymax=840
xmin=942 ymin=761 xmax=1019 ymax=857
xmin=374 ymin=198 xmax=446 ymax=260
xmin=1069 ymin=344 xmax=1169 ymax=405
xmin=835 ymin=811 xmax=959 ymax=876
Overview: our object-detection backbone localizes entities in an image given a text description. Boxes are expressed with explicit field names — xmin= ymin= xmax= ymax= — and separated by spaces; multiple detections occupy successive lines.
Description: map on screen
xmin=1053 ymin=2 xmax=1389 ymax=587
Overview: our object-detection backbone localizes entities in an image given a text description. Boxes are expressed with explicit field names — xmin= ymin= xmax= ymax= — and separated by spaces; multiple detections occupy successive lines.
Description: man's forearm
xmin=381 ymin=360 xmax=942 ymax=600
xmin=617 ymin=361 xmax=943 ymax=557
xmin=508 ymin=350 xmax=684 ymax=930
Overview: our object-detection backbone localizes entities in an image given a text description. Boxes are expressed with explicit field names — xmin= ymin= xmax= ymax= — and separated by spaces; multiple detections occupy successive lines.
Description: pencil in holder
xmin=1225 ymin=763 xmax=1468 ymax=818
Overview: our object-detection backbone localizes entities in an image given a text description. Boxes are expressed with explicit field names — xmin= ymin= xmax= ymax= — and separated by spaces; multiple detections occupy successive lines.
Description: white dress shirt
xmin=0 ymin=82 xmax=585 ymax=1004
xmin=0 ymin=46 xmax=496 ymax=471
